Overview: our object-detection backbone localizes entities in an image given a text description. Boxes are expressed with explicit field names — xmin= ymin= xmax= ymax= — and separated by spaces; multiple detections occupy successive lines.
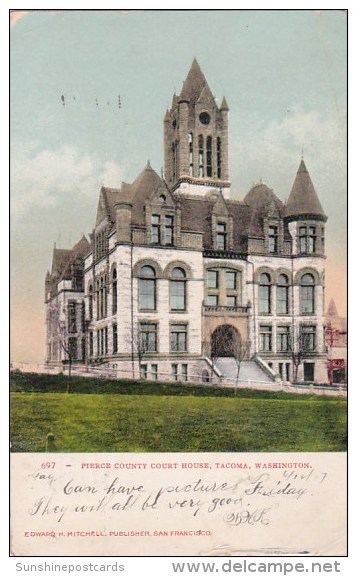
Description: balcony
xmin=203 ymin=304 xmax=250 ymax=315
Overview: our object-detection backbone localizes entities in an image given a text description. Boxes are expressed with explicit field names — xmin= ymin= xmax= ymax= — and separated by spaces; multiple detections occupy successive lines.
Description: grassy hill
xmin=10 ymin=372 xmax=347 ymax=453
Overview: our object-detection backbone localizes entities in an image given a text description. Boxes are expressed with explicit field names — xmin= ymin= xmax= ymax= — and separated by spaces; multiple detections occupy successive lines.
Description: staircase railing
xmin=252 ymin=355 xmax=280 ymax=382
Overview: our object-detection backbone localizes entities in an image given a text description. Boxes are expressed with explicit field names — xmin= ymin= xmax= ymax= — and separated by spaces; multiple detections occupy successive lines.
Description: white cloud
xmin=231 ymin=106 xmax=346 ymax=202
xmin=10 ymin=142 xmax=127 ymax=220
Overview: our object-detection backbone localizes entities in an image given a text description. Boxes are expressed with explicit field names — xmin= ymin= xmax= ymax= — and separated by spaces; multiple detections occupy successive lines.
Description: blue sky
xmin=10 ymin=9 xmax=347 ymax=363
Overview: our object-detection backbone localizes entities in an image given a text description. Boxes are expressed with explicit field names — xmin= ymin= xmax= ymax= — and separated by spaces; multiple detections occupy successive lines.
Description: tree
xmin=287 ymin=327 xmax=314 ymax=383
xmin=48 ymin=297 xmax=76 ymax=391
xmin=129 ymin=322 xmax=153 ymax=379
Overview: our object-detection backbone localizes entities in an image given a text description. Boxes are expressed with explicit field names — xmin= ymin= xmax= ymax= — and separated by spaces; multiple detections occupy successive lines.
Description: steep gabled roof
xmin=285 ymin=159 xmax=326 ymax=221
xmin=49 ymin=236 xmax=90 ymax=284
xmin=130 ymin=162 xmax=167 ymax=225
xmin=96 ymin=186 xmax=121 ymax=226
xmin=51 ymin=247 xmax=72 ymax=275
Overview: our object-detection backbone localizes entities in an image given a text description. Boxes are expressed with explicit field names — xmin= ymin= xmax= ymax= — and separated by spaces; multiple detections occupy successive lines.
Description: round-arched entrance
xmin=211 ymin=324 xmax=242 ymax=357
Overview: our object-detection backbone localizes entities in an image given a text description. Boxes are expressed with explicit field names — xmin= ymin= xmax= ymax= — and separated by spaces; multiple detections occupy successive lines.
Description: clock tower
xmin=163 ymin=58 xmax=230 ymax=198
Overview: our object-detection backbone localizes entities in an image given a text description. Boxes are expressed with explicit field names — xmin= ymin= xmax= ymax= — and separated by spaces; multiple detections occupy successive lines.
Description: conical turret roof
xmin=285 ymin=159 xmax=326 ymax=221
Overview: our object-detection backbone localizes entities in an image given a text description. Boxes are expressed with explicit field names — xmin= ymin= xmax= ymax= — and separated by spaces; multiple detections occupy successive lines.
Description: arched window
xmin=277 ymin=274 xmax=289 ymax=314
xmin=170 ymin=267 xmax=186 ymax=311
xmin=112 ymin=268 xmax=117 ymax=314
xmin=259 ymin=273 xmax=271 ymax=314
xmin=198 ymin=135 xmax=204 ymax=177
xmin=206 ymin=136 xmax=212 ymax=177
xmin=301 ymin=273 xmax=315 ymax=314
xmin=139 ymin=265 xmax=157 ymax=310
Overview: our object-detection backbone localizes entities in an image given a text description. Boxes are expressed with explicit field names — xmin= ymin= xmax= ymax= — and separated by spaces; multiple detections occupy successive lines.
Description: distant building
xmin=45 ymin=60 xmax=328 ymax=384
xmin=325 ymin=299 xmax=347 ymax=384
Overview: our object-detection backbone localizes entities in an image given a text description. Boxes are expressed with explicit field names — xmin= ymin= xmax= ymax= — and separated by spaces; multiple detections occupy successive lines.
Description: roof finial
xmin=301 ymin=148 xmax=304 ymax=160
xmin=146 ymin=159 xmax=151 ymax=169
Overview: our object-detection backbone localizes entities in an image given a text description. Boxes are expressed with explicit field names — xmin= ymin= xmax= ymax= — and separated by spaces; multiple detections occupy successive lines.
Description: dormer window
xmin=165 ymin=215 xmax=174 ymax=246
xmin=216 ymin=222 xmax=227 ymax=250
xmin=151 ymin=215 xmax=160 ymax=244
xmin=268 ymin=225 xmax=278 ymax=254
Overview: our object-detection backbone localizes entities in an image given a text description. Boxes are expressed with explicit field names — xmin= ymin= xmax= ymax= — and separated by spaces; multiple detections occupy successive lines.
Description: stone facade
xmin=45 ymin=60 xmax=328 ymax=384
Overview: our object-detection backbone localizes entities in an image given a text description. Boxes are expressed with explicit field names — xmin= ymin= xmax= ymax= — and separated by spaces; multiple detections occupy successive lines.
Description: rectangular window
xmin=81 ymin=302 xmax=85 ymax=332
xmin=151 ymin=364 xmax=158 ymax=381
xmin=286 ymin=363 xmax=290 ymax=381
xmin=89 ymin=331 xmax=93 ymax=356
xmin=226 ymin=295 xmax=237 ymax=307
xmin=170 ymin=324 xmax=188 ymax=352
xmin=277 ymin=326 xmax=290 ymax=352
xmin=165 ymin=215 xmax=174 ymax=245
xmin=104 ymin=327 xmax=108 ymax=354
xmin=140 ymin=323 xmax=158 ymax=352
xmin=277 ymin=285 xmax=289 ymax=314
xmin=304 ymin=362 xmax=315 ymax=382
xmin=206 ymin=294 xmax=219 ymax=306
xmin=97 ymin=331 xmax=100 ymax=356
xmin=217 ymin=222 xmax=227 ymax=250
xmin=308 ymin=226 xmax=317 ymax=253
xmin=207 ymin=270 xmax=219 ymax=289
xmin=139 ymin=279 xmax=156 ymax=310
xmin=259 ymin=285 xmax=271 ymax=314
xmin=225 ymin=270 xmax=236 ymax=290
xmin=182 ymin=364 xmax=188 ymax=382
xmin=268 ymin=226 xmax=278 ymax=253
xmin=299 ymin=226 xmax=307 ymax=253
xmin=100 ymin=329 xmax=104 ymax=355
xmin=140 ymin=364 xmax=148 ymax=380
xmin=170 ymin=280 xmax=186 ymax=311
xmin=278 ymin=363 xmax=284 ymax=378
xmin=301 ymin=325 xmax=316 ymax=352
xmin=68 ymin=302 xmax=77 ymax=333
xmin=73 ymin=265 xmax=84 ymax=291
xmin=259 ymin=325 xmax=272 ymax=352
xmin=172 ymin=364 xmax=178 ymax=381
xmin=151 ymin=214 xmax=161 ymax=244
xmin=113 ymin=324 xmax=118 ymax=353
xmin=301 ymin=286 xmax=314 ymax=314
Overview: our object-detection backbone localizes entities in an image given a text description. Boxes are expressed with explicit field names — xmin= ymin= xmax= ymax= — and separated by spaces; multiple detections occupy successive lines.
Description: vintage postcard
xmin=10 ymin=9 xmax=347 ymax=557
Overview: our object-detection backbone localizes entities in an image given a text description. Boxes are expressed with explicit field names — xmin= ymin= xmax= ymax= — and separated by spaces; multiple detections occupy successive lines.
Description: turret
xmin=284 ymin=159 xmax=327 ymax=255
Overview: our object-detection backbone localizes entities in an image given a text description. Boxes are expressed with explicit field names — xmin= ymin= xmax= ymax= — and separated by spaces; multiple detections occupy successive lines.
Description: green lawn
xmin=10 ymin=391 xmax=347 ymax=452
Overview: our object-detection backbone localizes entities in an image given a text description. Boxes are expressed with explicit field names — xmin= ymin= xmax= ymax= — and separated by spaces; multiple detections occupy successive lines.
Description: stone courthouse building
xmin=45 ymin=60 xmax=328 ymax=384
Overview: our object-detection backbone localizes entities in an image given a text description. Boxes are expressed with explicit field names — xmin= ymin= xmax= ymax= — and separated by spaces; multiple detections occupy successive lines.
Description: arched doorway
xmin=211 ymin=324 xmax=242 ymax=357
